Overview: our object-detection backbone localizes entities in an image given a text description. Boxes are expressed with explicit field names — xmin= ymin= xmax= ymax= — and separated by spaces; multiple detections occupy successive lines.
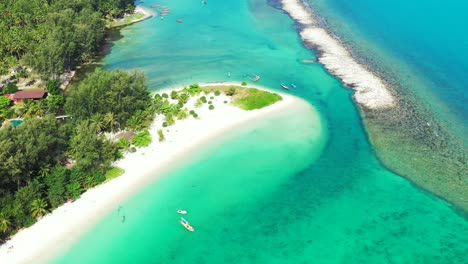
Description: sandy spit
xmin=0 ymin=82 xmax=307 ymax=264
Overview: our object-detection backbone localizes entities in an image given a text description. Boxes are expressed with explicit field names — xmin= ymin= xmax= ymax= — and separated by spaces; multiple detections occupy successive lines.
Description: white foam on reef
xmin=281 ymin=0 xmax=395 ymax=109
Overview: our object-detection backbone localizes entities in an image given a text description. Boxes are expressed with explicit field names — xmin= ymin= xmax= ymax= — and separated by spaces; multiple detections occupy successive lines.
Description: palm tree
xmin=0 ymin=213 xmax=12 ymax=233
xmin=31 ymin=199 xmax=49 ymax=219
xmin=126 ymin=115 xmax=141 ymax=131
xmin=38 ymin=166 xmax=50 ymax=178
xmin=22 ymin=100 xmax=35 ymax=117
xmin=11 ymin=103 xmax=25 ymax=116
xmin=90 ymin=113 xmax=104 ymax=133
xmin=103 ymin=112 xmax=118 ymax=132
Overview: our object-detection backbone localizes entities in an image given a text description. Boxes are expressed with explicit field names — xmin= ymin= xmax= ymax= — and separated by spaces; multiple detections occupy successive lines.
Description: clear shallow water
xmin=53 ymin=0 xmax=468 ymax=263
xmin=308 ymin=0 xmax=468 ymax=141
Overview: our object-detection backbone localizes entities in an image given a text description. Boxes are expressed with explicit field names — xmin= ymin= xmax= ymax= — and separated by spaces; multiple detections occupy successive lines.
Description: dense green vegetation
xmin=202 ymin=86 xmax=282 ymax=110
xmin=0 ymin=0 xmax=152 ymax=244
xmin=0 ymin=69 xmax=154 ymax=243
xmin=65 ymin=69 xmax=151 ymax=129
xmin=0 ymin=0 xmax=135 ymax=76
xmin=0 ymin=81 xmax=284 ymax=242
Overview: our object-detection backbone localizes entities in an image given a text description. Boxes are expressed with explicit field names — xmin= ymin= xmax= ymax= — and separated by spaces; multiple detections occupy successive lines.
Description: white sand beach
xmin=0 ymin=83 xmax=307 ymax=264
xmin=134 ymin=5 xmax=155 ymax=21
xmin=281 ymin=0 xmax=395 ymax=109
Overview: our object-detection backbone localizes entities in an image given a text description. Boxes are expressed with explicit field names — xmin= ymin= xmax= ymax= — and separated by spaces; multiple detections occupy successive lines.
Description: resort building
xmin=10 ymin=90 xmax=48 ymax=103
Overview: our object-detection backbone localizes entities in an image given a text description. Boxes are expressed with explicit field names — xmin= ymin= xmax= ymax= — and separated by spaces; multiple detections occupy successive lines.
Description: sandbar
xmin=0 ymin=82 xmax=313 ymax=264
xmin=281 ymin=0 xmax=395 ymax=109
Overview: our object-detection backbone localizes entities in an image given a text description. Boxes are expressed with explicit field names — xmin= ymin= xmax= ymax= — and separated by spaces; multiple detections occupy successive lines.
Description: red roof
xmin=13 ymin=90 xmax=47 ymax=99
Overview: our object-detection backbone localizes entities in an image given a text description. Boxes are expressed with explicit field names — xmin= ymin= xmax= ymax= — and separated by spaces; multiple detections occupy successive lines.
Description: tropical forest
xmin=0 ymin=0 xmax=152 ymax=242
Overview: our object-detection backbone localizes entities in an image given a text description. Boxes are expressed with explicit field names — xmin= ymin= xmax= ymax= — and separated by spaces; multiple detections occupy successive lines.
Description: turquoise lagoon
xmin=53 ymin=0 xmax=467 ymax=263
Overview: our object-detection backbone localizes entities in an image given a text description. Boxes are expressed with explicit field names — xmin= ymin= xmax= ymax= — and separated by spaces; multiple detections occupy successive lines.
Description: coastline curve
xmin=0 ymin=82 xmax=326 ymax=264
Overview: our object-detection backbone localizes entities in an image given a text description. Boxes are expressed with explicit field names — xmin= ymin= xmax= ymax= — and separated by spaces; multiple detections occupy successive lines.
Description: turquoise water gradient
xmin=53 ymin=0 xmax=468 ymax=263
xmin=308 ymin=0 xmax=468 ymax=140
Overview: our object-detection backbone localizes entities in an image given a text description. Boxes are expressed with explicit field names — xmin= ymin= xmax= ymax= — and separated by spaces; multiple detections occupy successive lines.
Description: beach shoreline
xmin=0 ymin=82 xmax=313 ymax=264
xmin=133 ymin=5 xmax=156 ymax=24
xmin=109 ymin=5 xmax=155 ymax=28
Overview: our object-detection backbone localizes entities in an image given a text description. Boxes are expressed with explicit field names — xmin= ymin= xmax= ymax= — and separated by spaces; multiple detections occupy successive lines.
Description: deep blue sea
xmin=50 ymin=0 xmax=468 ymax=263
xmin=308 ymin=0 xmax=468 ymax=140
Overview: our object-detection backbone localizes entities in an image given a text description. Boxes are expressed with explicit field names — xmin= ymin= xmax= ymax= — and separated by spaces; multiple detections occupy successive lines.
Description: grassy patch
xmin=105 ymin=167 xmax=125 ymax=182
xmin=202 ymin=86 xmax=282 ymax=110
xmin=108 ymin=13 xmax=145 ymax=28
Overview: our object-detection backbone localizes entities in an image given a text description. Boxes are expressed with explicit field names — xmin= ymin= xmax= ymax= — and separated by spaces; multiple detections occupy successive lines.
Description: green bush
xmin=162 ymin=122 xmax=168 ymax=127
xmin=46 ymin=80 xmax=61 ymax=95
xmin=162 ymin=93 xmax=168 ymax=98
xmin=208 ymin=101 xmax=212 ymax=104
xmin=114 ymin=151 xmax=123 ymax=160
xmin=214 ymin=90 xmax=221 ymax=96
xmin=224 ymin=101 xmax=228 ymax=104
xmin=177 ymin=109 xmax=189 ymax=120
xmin=0 ymin=96 xmax=11 ymax=109
xmin=94 ymin=173 xmax=106 ymax=185
xmin=210 ymin=96 xmax=214 ymax=100
xmin=241 ymin=81 xmax=247 ymax=86
xmin=3 ymin=83 xmax=18 ymax=94
xmin=132 ymin=130 xmax=152 ymax=147
xmin=129 ymin=147 xmax=137 ymax=153
xmin=116 ymin=138 xmax=131 ymax=150
xmin=165 ymin=114 xmax=175 ymax=125
xmin=195 ymin=98 xmax=203 ymax=107
xmin=188 ymin=83 xmax=201 ymax=95
xmin=170 ymin=90 xmax=178 ymax=100
xmin=66 ymin=181 xmax=82 ymax=200
xmin=226 ymin=87 xmax=237 ymax=96
xmin=209 ymin=105 xmax=214 ymax=110
xmin=178 ymin=93 xmax=189 ymax=104
xmin=158 ymin=129 xmax=165 ymax=142
xmin=201 ymin=96 xmax=207 ymax=103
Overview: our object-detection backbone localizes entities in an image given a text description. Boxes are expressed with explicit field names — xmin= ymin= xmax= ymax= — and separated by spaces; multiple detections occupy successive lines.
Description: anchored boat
xmin=280 ymin=83 xmax=289 ymax=90
xmin=177 ymin=209 xmax=187 ymax=214
xmin=180 ymin=217 xmax=195 ymax=232
xmin=248 ymin=74 xmax=260 ymax=82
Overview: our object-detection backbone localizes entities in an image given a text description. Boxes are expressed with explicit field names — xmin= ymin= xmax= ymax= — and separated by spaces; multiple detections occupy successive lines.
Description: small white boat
xmin=180 ymin=217 xmax=195 ymax=232
xmin=290 ymin=83 xmax=297 ymax=88
xmin=177 ymin=209 xmax=187 ymax=214
xmin=280 ymin=83 xmax=289 ymax=90
xmin=248 ymin=74 xmax=260 ymax=82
